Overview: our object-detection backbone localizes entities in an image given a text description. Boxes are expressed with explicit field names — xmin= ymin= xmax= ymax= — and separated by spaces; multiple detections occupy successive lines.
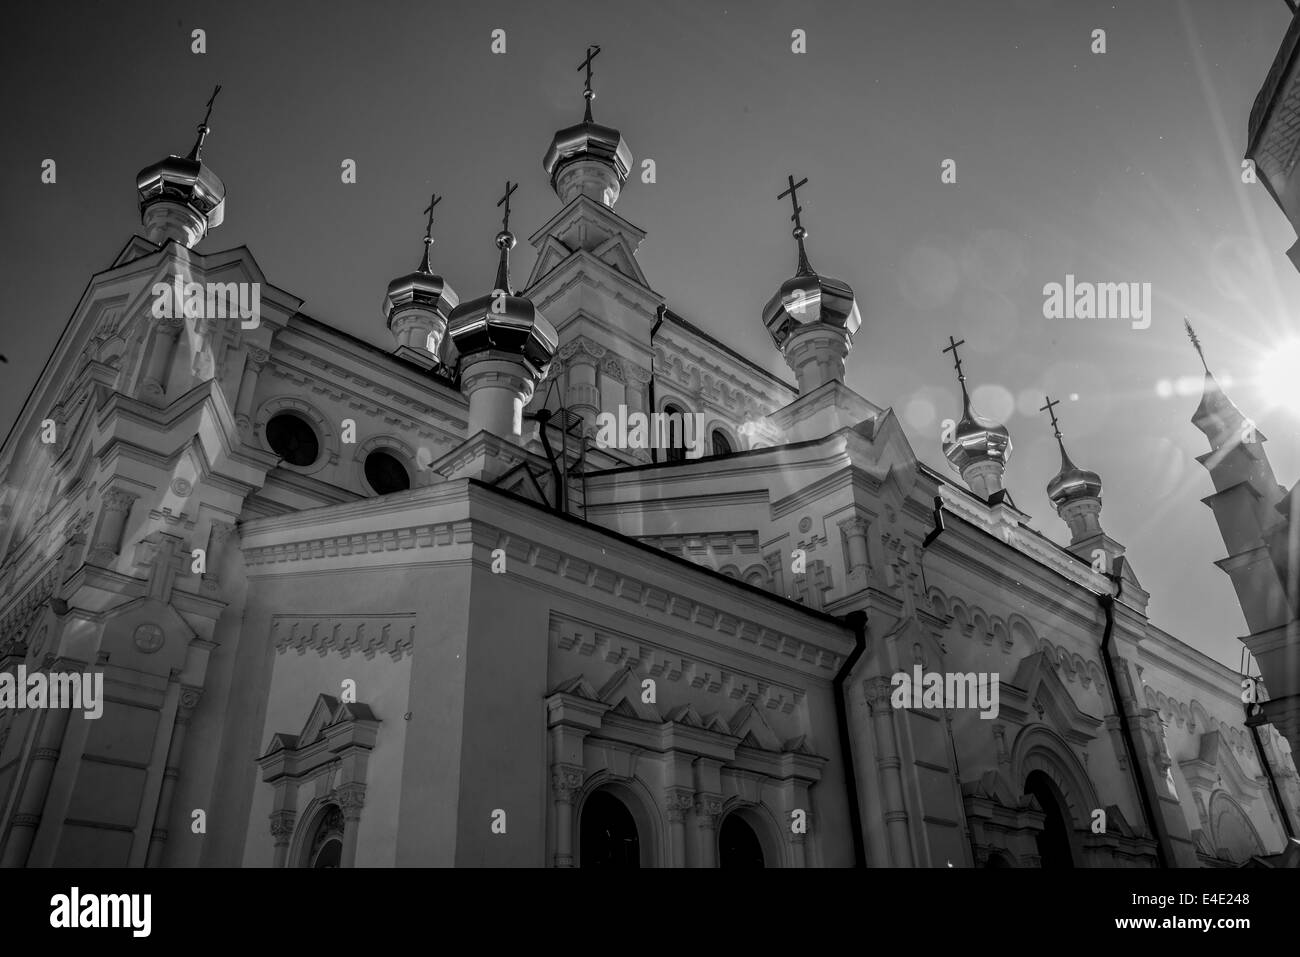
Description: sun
xmin=1257 ymin=338 xmax=1300 ymax=414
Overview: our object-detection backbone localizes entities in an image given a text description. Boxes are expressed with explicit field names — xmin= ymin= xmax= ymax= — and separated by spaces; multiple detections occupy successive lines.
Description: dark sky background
xmin=2 ymin=0 xmax=1298 ymax=668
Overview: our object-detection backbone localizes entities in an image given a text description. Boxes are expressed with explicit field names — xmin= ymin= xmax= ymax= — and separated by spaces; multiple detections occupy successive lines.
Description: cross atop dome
xmin=135 ymin=83 xmax=228 ymax=248
xmin=778 ymin=175 xmax=814 ymax=276
xmin=579 ymin=44 xmax=601 ymax=122
xmin=543 ymin=46 xmax=632 ymax=207
xmin=187 ymin=84 xmax=222 ymax=162
xmin=939 ymin=335 xmax=1012 ymax=499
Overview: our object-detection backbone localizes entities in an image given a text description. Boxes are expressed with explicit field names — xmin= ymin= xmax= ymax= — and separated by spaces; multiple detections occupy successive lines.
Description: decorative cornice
xmin=272 ymin=613 xmax=416 ymax=661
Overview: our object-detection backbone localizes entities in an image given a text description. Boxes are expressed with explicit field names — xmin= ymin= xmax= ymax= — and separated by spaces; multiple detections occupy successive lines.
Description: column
xmin=146 ymin=686 xmax=201 ymax=867
xmin=201 ymin=521 xmax=235 ymax=593
xmin=87 ymin=488 xmax=137 ymax=566
xmin=139 ymin=316 xmax=184 ymax=402
xmin=551 ymin=764 xmax=583 ymax=867
xmin=335 ymin=782 xmax=366 ymax=867
xmin=694 ymin=794 xmax=722 ymax=867
xmin=664 ymin=787 xmax=694 ymax=867
xmin=269 ymin=810 xmax=297 ymax=868
xmin=840 ymin=516 xmax=871 ymax=590
xmin=865 ymin=675 xmax=915 ymax=866
xmin=0 ymin=700 xmax=74 ymax=866
xmin=234 ymin=348 xmax=268 ymax=435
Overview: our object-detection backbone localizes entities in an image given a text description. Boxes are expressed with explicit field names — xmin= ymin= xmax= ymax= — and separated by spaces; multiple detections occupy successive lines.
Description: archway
xmin=719 ymin=813 xmax=765 ymax=868
xmin=302 ymin=804 xmax=345 ymax=869
xmin=579 ymin=789 xmax=641 ymax=868
xmin=1024 ymin=770 xmax=1074 ymax=868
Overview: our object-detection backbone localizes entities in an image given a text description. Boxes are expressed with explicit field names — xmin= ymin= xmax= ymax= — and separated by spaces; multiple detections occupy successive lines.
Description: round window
xmin=265 ymin=413 xmax=320 ymax=467
xmin=364 ymin=450 xmax=411 ymax=495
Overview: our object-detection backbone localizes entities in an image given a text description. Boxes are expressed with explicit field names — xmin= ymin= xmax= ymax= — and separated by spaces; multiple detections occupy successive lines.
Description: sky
xmin=1 ymin=0 xmax=1298 ymax=668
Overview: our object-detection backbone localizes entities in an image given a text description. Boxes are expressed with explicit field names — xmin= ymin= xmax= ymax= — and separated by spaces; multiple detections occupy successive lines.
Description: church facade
xmin=0 ymin=66 xmax=1296 ymax=868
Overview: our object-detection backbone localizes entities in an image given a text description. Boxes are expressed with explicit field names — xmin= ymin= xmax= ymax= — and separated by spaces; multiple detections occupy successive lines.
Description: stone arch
xmin=718 ymin=563 xmax=740 ymax=580
xmin=1011 ymin=724 xmax=1101 ymax=832
xmin=254 ymin=395 xmax=339 ymax=476
xmin=703 ymin=418 xmax=737 ymax=457
xmin=969 ymin=607 xmax=991 ymax=642
xmin=1189 ymin=700 xmax=1211 ymax=736
xmin=575 ymin=773 xmax=664 ymax=868
xmin=740 ymin=563 xmax=771 ymax=588
xmin=927 ymin=586 xmax=949 ymax=618
xmin=718 ymin=798 xmax=786 ymax=868
xmin=1207 ymin=790 xmax=1265 ymax=864
xmin=1007 ymin=615 xmax=1037 ymax=654
xmin=290 ymin=797 xmax=346 ymax=869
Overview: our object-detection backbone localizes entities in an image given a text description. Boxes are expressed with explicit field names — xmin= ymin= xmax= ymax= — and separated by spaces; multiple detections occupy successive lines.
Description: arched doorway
xmin=580 ymin=789 xmax=641 ymax=868
xmin=1024 ymin=770 xmax=1074 ymax=868
xmin=719 ymin=814 xmax=765 ymax=868
xmin=304 ymin=805 xmax=344 ymax=869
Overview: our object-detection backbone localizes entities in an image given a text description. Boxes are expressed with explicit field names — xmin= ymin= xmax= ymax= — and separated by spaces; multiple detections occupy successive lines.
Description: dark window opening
xmin=364 ymin=450 xmax=411 ymax=495
xmin=1025 ymin=770 xmax=1074 ymax=869
xmin=266 ymin=412 xmax=320 ymax=467
xmin=580 ymin=790 xmax=640 ymax=868
xmin=711 ymin=429 xmax=733 ymax=457
xmin=719 ymin=814 xmax=765 ymax=868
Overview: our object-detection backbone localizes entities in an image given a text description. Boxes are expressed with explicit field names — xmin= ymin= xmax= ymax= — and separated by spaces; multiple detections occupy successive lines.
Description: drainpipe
xmin=532 ymin=409 xmax=565 ymax=513
xmin=833 ymin=610 xmax=868 ymax=868
xmin=649 ymin=305 xmax=664 ymax=464
xmin=1247 ymin=709 xmax=1296 ymax=841
xmin=1097 ymin=565 xmax=1169 ymax=868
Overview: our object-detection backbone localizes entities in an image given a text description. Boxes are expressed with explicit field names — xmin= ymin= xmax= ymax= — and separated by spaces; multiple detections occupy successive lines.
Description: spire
xmin=762 ymin=175 xmax=861 ymax=392
xmin=542 ymin=46 xmax=632 ymax=207
xmin=493 ymin=181 xmax=519 ymax=295
xmin=778 ymin=174 xmax=814 ymax=276
xmin=1186 ymin=318 xmax=1254 ymax=448
xmin=384 ymin=190 xmax=458 ymax=365
xmin=1040 ymin=394 xmax=1103 ymax=511
xmin=186 ymin=84 xmax=221 ymax=162
xmin=939 ymin=335 xmax=1012 ymax=499
xmin=579 ymin=44 xmax=600 ymax=123
xmin=135 ymin=84 xmax=227 ymax=248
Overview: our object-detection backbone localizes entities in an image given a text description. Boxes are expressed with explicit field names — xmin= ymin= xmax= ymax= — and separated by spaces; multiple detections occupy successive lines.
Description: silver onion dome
xmin=447 ymin=225 xmax=557 ymax=381
xmin=136 ymin=86 xmax=226 ymax=229
xmin=543 ymin=120 xmax=632 ymax=193
xmin=1046 ymin=446 xmax=1102 ymax=506
xmin=943 ymin=393 xmax=1013 ymax=474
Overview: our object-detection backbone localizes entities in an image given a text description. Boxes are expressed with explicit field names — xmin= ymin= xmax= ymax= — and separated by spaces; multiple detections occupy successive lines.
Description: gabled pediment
xmin=549 ymin=674 xmax=600 ymax=700
xmin=590 ymin=234 xmax=649 ymax=286
xmin=527 ymin=235 xmax=577 ymax=287
xmin=299 ymin=693 xmax=341 ymax=745
xmin=597 ymin=664 xmax=662 ymax=722
xmin=728 ymin=702 xmax=782 ymax=751
xmin=1002 ymin=651 xmax=1103 ymax=744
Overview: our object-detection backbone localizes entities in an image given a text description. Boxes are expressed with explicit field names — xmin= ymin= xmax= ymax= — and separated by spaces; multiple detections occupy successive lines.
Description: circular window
xmin=364 ymin=450 xmax=411 ymax=495
xmin=265 ymin=413 xmax=320 ymax=467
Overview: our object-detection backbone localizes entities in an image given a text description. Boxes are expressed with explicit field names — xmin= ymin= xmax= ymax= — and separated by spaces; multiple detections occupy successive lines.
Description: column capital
xmin=101 ymin=487 xmax=139 ymax=513
xmin=551 ymin=764 xmax=585 ymax=802
xmin=333 ymin=782 xmax=366 ymax=821
xmin=863 ymin=675 xmax=896 ymax=713
xmin=664 ymin=786 xmax=695 ymax=823
xmin=269 ymin=809 xmax=297 ymax=845
xmin=694 ymin=793 xmax=722 ymax=828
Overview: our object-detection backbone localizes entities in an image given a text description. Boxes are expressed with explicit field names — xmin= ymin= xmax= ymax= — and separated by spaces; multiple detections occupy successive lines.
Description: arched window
xmin=266 ymin=412 xmax=320 ymax=467
xmin=661 ymin=405 xmax=687 ymax=463
xmin=580 ymin=790 xmax=640 ymax=868
xmin=1024 ymin=770 xmax=1074 ymax=868
xmin=364 ymin=450 xmax=411 ymax=495
xmin=719 ymin=814 xmax=765 ymax=868
xmin=711 ymin=429 xmax=733 ymax=457
xmin=306 ymin=805 xmax=345 ymax=869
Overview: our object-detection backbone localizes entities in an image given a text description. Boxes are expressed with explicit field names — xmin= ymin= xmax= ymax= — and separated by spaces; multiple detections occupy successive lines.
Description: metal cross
xmin=578 ymin=45 xmax=601 ymax=96
xmin=1039 ymin=395 xmax=1063 ymax=439
xmin=779 ymin=175 xmax=809 ymax=229
xmin=200 ymin=84 xmax=222 ymax=128
xmin=497 ymin=181 xmax=518 ymax=232
xmin=942 ymin=335 xmax=967 ymax=381
xmin=423 ymin=193 xmax=441 ymax=242
xmin=1185 ymin=317 xmax=1209 ymax=373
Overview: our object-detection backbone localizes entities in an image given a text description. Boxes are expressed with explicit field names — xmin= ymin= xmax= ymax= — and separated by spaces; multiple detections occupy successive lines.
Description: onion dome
xmin=384 ymin=195 xmax=458 ymax=323
xmin=542 ymin=45 xmax=632 ymax=206
xmin=940 ymin=337 xmax=1011 ymax=476
xmin=136 ymin=85 xmax=226 ymax=239
xmin=1047 ymin=444 xmax=1103 ymax=506
xmin=762 ymin=176 xmax=861 ymax=352
xmin=447 ymin=183 xmax=558 ymax=380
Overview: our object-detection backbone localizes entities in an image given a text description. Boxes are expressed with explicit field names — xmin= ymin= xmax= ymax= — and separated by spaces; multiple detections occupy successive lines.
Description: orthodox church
xmin=0 ymin=56 xmax=1297 ymax=869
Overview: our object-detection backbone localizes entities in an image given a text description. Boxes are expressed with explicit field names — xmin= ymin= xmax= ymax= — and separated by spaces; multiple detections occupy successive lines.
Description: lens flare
xmin=1258 ymin=338 xmax=1300 ymax=414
